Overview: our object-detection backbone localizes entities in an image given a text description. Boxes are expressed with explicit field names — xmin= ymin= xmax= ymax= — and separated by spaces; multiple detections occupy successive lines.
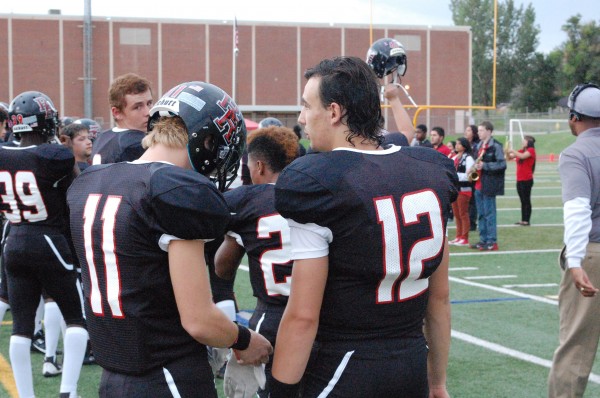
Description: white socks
xmin=0 ymin=300 xmax=10 ymax=326
xmin=9 ymin=335 xmax=34 ymax=398
xmin=44 ymin=301 xmax=63 ymax=359
xmin=34 ymin=297 xmax=44 ymax=335
xmin=59 ymin=326 xmax=89 ymax=396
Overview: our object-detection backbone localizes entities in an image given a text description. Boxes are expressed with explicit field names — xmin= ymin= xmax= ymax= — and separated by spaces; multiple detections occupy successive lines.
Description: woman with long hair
xmin=508 ymin=135 xmax=536 ymax=226
xmin=449 ymin=137 xmax=475 ymax=246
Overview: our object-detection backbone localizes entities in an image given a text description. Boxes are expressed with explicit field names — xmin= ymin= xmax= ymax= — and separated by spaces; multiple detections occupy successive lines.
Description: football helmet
xmin=366 ymin=38 xmax=407 ymax=79
xmin=73 ymin=118 xmax=102 ymax=141
xmin=148 ymin=81 xmax=246 ymax=192
xmin=0 ymin=102 xmax=8 ymax=112
xmin=258 ymin=117 xmax=283 ymax=129
xmin=8 ymin=91 xmax=59 ymax=139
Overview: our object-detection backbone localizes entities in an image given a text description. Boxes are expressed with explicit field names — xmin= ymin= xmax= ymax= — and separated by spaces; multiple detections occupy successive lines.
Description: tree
xmin=559 ymin=15 xmax=600 ymax=94
xmin=450 ymin=0 xmax=540 ymax=106
xmin=511 ymin=52 xmax=560 ymax=112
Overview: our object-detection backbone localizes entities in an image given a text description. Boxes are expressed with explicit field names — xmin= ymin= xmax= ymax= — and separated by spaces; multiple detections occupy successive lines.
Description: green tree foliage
xmin=450 ymin=0 xmax=539 ymax=106
xmin=511 ymin=52 xmax=560 ymax=112
xmin=559 ymin=15 xmax=600 ymax=94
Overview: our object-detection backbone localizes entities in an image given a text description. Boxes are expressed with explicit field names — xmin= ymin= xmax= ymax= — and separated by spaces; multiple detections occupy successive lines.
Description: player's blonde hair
xmin=142 ymin=116 xmax=188 ymax=149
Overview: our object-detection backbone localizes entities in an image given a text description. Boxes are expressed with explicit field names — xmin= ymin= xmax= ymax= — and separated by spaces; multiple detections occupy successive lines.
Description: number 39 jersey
xmin=0 ymin=144 xmax=74 ymax=228
xmin=224 ymin=184 xmax=292 ymax=306
xmin=275 ymin=146 xmax=458 ymax=342
xmin=67 ymin=161 xmax=231 ymax=375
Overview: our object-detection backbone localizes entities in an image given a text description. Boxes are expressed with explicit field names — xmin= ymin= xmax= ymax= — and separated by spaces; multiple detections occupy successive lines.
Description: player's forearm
xmin=182 ymin=305 xmax=240 ymax=347
xmin=389 ymin=98 xmax=415 ymax=143
xmin=424 ymin=294 xmax=450 ymax=388
xmin=272 ymin=313 xmax=318 ymax=383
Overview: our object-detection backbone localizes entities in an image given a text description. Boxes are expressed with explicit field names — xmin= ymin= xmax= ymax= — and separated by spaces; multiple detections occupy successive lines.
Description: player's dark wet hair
xmin=247 ymin=126 xmax=299 ymax=173
xmin=304 ymin=56 xmax=384 ymax=147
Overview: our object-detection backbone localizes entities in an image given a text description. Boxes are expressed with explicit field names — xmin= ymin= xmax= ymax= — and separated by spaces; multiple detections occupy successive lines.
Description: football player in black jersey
xmin=68 ymin=81 xmax=272 ymax=398
xmin=215 ymin=126 xmax=299 ymax=397
xmin=91 ymin=73 xmax=153 ymax=165
xmin=269 ymin=57 xmax=457 ymax=398
xmin=1 ymin=91 xmax=88 ymax=398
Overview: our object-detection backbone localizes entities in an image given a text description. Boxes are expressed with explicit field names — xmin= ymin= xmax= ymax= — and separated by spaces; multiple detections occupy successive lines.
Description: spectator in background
xmin=470 ymin=121 xmax=506 ymax=251
xmin=91 ymin=72 xmax=153 ymax=165
xmin=0 ymin=103 xmax=8 ymax=141
xmin=548 ymin=83 xmax=600 ymax=398
xmin=507 ymin=135 xmax=536 ymax=226
xmin=464 ymin=124 xmax=480 ymax=147
xmin=431 ymin=127 xmax=451 ymax=156
xmin=446 ymin=140 xmax=457 ymax=158
xmin=464 ymin=124 xmax=480 ymax=232
xmin=449 ymin=137 xmax=475 ymax=247
xmin=293 ymin=124 xmax=307 ymax=157
xmin=411 ymin=124 xmax=433 ymax=147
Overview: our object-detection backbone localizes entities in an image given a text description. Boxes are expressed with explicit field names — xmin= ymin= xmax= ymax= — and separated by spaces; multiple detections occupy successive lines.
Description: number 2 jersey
xmin=67 ymin=161 xmax=231 ymax=375
xmin=0 ymin=143 xmax=74 ymax=228
xmin=274 ymin=146 xmax=458 ymax=342
xmin=224 ymin=184 xmax=292 ymax=306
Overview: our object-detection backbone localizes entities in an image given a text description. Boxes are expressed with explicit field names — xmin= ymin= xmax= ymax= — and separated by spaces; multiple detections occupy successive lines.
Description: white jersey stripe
xmin=162 ymin=367 xmax=182 ymax=398
xmin=317 ymin=350 xmax=355 ymax=398
xmin=43 ymin=235 xmax=74 ymax=271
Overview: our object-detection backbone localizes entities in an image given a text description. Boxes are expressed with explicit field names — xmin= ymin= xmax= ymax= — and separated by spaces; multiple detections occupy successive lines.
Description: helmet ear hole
xmin=203 ymin=134 xmax=216 ymax=151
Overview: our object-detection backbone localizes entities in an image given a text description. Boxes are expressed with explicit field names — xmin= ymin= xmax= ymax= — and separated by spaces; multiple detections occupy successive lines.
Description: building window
xmin=120 ymin=28 xmax=151 ymax=45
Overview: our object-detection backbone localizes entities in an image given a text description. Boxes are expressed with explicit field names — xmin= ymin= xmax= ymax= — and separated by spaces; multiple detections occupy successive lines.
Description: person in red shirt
xmin=508 ymin=135 xmax=536 ymax=226
xmin=431 ymin=127 xmax=451 ymax=156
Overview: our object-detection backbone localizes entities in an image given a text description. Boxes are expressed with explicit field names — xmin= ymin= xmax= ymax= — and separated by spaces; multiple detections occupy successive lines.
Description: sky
xmin=5 ymin=0 xmax=600 ymax=54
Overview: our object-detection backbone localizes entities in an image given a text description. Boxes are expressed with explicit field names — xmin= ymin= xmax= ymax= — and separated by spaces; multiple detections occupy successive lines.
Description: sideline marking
xmin=451 ymin=297 xmax=528 ymax=304
xmin=0 ymin=354 xmax=18 ymax=398
xmin=449 ymin=276 xmax=558 ymax=305
xmin=451 ymin=330 xmax=600 ymax=385
xmin=450 ymin=249 xmax=561 ymax=257
xmin=503 ymin=283 xmax=558 ymax=288
xmin=465 ymin=275 xmax=517 ymax=280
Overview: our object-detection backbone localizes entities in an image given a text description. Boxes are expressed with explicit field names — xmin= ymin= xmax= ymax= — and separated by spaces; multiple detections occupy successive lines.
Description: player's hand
xmin=207 ymin=346 xmax=230 ymax=376
xmin=383 ymin=83 xmax=403 ymax=101
xmin=223 ymin=359 xmax=265 ymax=398
xmin=429 ymin=385 xmax=450 ymax=398
xmin=234 ymin=330 xmax=272 ymax=366
xmin=570 ymin=267 xmax=599 ymax=297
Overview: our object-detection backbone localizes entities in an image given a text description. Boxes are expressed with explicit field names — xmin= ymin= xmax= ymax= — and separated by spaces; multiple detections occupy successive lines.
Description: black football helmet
xmin=366 ymin=38 xmax=407 ymax=79
xmin=8 ymin=91 xmax=59 ymax=140
xmin=148 ymin=81 xmax=246 ymax=192
xmin=73 ymin=118 xmax=102 ymax=141
xmin=258 ymin=117 xmax=283 ymax=128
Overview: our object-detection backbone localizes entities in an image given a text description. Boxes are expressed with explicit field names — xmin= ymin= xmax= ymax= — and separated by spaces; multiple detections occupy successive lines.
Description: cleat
xmin=43 ymin=356 xmax=62 ymax=377
xmin=31 ymin=330 xmax=46 ymax=354
xmin=455 ymin=239 xmax=470 ymax=247
xmin=470 ymin=242 xmax=485 ymax=250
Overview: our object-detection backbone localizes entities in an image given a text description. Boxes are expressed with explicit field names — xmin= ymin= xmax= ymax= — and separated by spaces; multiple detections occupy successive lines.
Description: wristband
xmin=229 ymin=324 xmax=251 ymax=351
xmin=268 ymin=375 xmax=301 ymax=398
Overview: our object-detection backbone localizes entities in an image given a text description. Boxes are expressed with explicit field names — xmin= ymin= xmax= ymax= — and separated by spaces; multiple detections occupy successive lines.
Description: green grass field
xmin=1 ymin=132 xmax=598 ymax=397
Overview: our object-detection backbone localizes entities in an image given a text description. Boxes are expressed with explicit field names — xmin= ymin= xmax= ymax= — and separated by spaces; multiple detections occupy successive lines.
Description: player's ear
xmin=329 ymin=102 xmax=343 ymax=125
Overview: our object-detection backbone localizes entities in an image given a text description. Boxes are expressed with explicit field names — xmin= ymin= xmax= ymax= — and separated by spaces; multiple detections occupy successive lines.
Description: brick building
xmin=0 ymin=13 xmax=472 ymax=134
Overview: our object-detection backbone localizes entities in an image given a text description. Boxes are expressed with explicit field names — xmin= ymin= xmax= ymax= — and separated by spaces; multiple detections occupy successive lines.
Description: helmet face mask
xmin=8 ymin=91 xmax=59 ymax=141
xmin=148 ymin=81 xmax=246 ymax=192
xmin=366 ymin=38 xmax=407 ymax=79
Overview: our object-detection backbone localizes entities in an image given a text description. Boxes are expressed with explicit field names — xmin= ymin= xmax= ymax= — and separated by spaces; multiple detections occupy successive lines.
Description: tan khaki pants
xmin=548 ymin=242 xmax=600 ymax=398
